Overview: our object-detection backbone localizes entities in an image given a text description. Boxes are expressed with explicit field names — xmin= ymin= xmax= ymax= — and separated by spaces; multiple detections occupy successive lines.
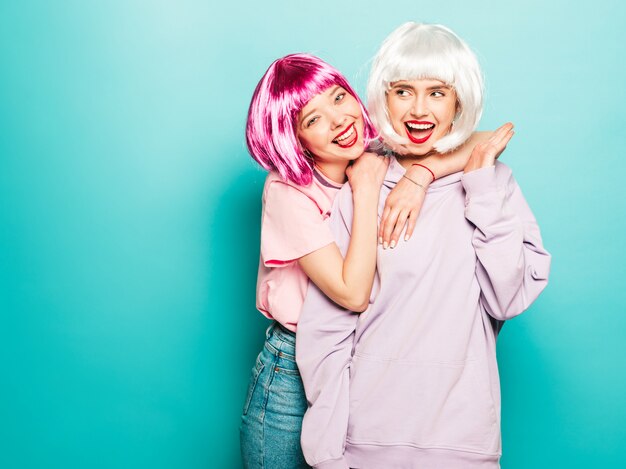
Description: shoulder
xmin=263 ymin=172 xmax=326 ymax=218
xmin=264 ymin=171 xmax=307 ymax=199
xmin=493 ymin=161 xmax=524 ymax=199
xmin=329 ymin=182 xmax=355 ymax=228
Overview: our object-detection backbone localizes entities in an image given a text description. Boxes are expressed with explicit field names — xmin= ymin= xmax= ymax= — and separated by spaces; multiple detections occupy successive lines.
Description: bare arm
xmin=298 ymin=153 xmax=388 ymax=312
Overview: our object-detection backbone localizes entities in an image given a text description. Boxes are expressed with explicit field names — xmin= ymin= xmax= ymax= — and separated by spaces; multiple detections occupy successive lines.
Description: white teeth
xmin=406 ymin=122 xmax=434 ymax=130
xmin=335 ymin=124 xmax=354 ymax=142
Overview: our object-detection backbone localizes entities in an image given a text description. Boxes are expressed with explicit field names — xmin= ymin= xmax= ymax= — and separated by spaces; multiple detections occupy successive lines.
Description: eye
xmin=335 ymin=92 xmax=346 ymax=103
xmin=306 ymin=116 xmax=319 ymax=128
xmin=395 ymin=88 xmax=411 ymax=97
xmin=431 ymin=90 xmax=445 ymax=98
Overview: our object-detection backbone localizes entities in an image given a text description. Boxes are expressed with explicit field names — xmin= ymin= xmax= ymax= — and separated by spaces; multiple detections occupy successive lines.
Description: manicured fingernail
xmin=404 ymin=234 xmax=410 ymax=241
xmin=383 ymin=241 xmax=388 ymax=249
xmin=390 ymin=240 xmax=396 ymax=249
xmin=378 ymin=236 xmax=383 ymax=244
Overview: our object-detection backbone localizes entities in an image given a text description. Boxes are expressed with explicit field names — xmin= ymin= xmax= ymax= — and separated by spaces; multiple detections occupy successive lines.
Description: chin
xmin=402 ymin=143 xmax=435 ymax=157
xmin=412 ymin=144 xmax=433 ymax=153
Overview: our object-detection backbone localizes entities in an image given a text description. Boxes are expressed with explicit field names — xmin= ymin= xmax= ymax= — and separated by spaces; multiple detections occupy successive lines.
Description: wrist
xmin=352 ymin=184 xmax=380 ymax=200
xmin=461 ymin=165 xmax=498 ymax=195
xmin=407 ymin=164 xmax=435 ymax=186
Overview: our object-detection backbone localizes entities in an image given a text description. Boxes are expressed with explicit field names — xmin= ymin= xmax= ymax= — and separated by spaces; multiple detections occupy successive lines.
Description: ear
xmin=452 ymin=101 xmax=462 ymax=125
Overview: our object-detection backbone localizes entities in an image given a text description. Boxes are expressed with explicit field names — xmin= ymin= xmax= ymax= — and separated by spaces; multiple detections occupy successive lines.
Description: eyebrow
xmin=427 ymin=84 xmax=451 ymax=91
xmin=390 ymin=82 xmax=451 ymax=91
xmin=299 ymin=85 xmax=342 ymax=126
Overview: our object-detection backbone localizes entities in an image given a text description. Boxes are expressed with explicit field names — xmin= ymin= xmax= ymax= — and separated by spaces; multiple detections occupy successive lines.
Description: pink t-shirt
xmin=256 ymin=170 xmax=342 ymax=332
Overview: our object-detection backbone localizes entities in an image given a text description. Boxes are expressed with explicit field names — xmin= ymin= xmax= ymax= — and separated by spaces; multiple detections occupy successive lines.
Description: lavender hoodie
xmin=296 ymin=158 xmax=551 ymax=469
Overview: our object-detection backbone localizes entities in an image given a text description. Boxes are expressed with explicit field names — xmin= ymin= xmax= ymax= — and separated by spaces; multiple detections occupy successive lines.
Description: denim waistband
xmin=265 ymin=321 xmax=296 ymax=356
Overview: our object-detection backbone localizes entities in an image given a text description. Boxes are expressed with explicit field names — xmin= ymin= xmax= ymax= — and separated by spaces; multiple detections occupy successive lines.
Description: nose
xmin=330 ymin=109 xmax=347 ymax=130
xmin=411 ymin=95 xmax=428 ymax=118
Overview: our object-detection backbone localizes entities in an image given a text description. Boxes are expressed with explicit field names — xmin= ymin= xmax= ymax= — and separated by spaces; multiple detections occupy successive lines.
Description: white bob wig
xmin=367 ymin=22 xmax=484 ymax=154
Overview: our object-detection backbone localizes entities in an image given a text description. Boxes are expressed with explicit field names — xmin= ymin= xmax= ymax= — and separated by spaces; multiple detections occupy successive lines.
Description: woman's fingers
xmin=381 ymin=207 xmax=401 ymax=248
xmin=389 ymin=209 xmax=411 ymax=247
xmin=464 ymin=123 xmax=514 ymax=173
xmin=404 ymin=209 xmax=419 ymax=241
xmin=491 ymin=122 xmax=514 ymax=143
xmin=379 ymin=204 xmax=392 ymax=243
xmin=491 ymin=123 xmax=514 ymax=146
xmin=489 ymin=129 xmax=514 ymax=158
xmin=480 ymin=124 xmax=514 ymax=162
xmin=498 ymin=129 xmax=514 ymax=149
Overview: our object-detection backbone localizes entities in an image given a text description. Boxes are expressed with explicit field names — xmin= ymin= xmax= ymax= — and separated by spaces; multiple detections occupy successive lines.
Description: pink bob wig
xmin=246 ymin=53 xmax=377 ymax=186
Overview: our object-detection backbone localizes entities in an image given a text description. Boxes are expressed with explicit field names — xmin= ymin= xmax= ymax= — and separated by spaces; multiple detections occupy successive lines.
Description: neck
xmin=394 ymin=149 xmax=439 ymax=170
xmin=314 ymin=160 xmax=349 ymax=184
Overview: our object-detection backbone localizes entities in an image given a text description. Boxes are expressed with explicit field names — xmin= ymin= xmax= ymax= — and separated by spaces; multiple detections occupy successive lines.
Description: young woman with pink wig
xmin=240 ymin=52 xmax=492 ymax=468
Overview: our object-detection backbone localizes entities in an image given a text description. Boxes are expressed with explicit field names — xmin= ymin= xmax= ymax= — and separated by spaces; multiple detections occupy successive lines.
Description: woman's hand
xmin=378 ymin=125 xmax=513 ymax=248
xmin=464 ymin=123 xmax=514 ymax=173
xmin=379 ymin=164 xmax=431 ymax=249
xmin=346 ymin=152 xmax=389 ymax=194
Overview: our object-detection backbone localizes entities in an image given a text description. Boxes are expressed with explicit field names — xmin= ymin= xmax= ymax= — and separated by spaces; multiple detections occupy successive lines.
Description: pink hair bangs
xmin=246 ymin=53 xmax=376 ymax=186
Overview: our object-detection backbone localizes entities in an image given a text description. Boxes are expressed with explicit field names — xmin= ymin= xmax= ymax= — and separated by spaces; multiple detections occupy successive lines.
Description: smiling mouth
xmin=405 ymin=121 xmax=435 ymax=144
xmin=333 ymin=123 xmax=358 ymax=148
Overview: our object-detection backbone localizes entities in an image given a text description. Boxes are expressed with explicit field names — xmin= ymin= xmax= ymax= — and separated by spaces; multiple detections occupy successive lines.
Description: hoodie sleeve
xmin=462 ymin=162 xmax=551 ymax=320
xmin=296 ymin=185 xmax=358 ymax=469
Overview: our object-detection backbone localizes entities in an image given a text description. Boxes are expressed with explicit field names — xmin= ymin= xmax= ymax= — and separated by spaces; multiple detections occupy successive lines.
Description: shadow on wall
xmin=497 ymin=296 xmax=563 ymax=469
xmin=208 ymin=163 xmax=270 ymax=364
xmin=205 ymin=162 xmax=270 ymax=467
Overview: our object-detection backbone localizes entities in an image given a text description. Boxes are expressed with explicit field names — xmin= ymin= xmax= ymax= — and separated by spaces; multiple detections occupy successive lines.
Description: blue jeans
xmin=240 ymin=322 xmax=310 ymax=469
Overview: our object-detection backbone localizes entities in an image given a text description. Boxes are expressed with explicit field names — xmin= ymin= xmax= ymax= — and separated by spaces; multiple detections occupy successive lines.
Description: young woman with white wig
xmin=296 ymin=22 xmax=551 ymax=469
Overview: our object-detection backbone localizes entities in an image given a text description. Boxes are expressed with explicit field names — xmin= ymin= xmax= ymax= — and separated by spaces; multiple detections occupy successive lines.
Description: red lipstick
xmin=405 ymin=120 xmax=434 ymax=144
xmin=334 ymin=123 xmax=358 ymax=148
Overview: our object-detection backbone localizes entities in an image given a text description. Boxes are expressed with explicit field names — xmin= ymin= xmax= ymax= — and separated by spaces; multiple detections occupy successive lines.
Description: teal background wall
xmin=1 ymin=1 xmax=624 ymax=467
